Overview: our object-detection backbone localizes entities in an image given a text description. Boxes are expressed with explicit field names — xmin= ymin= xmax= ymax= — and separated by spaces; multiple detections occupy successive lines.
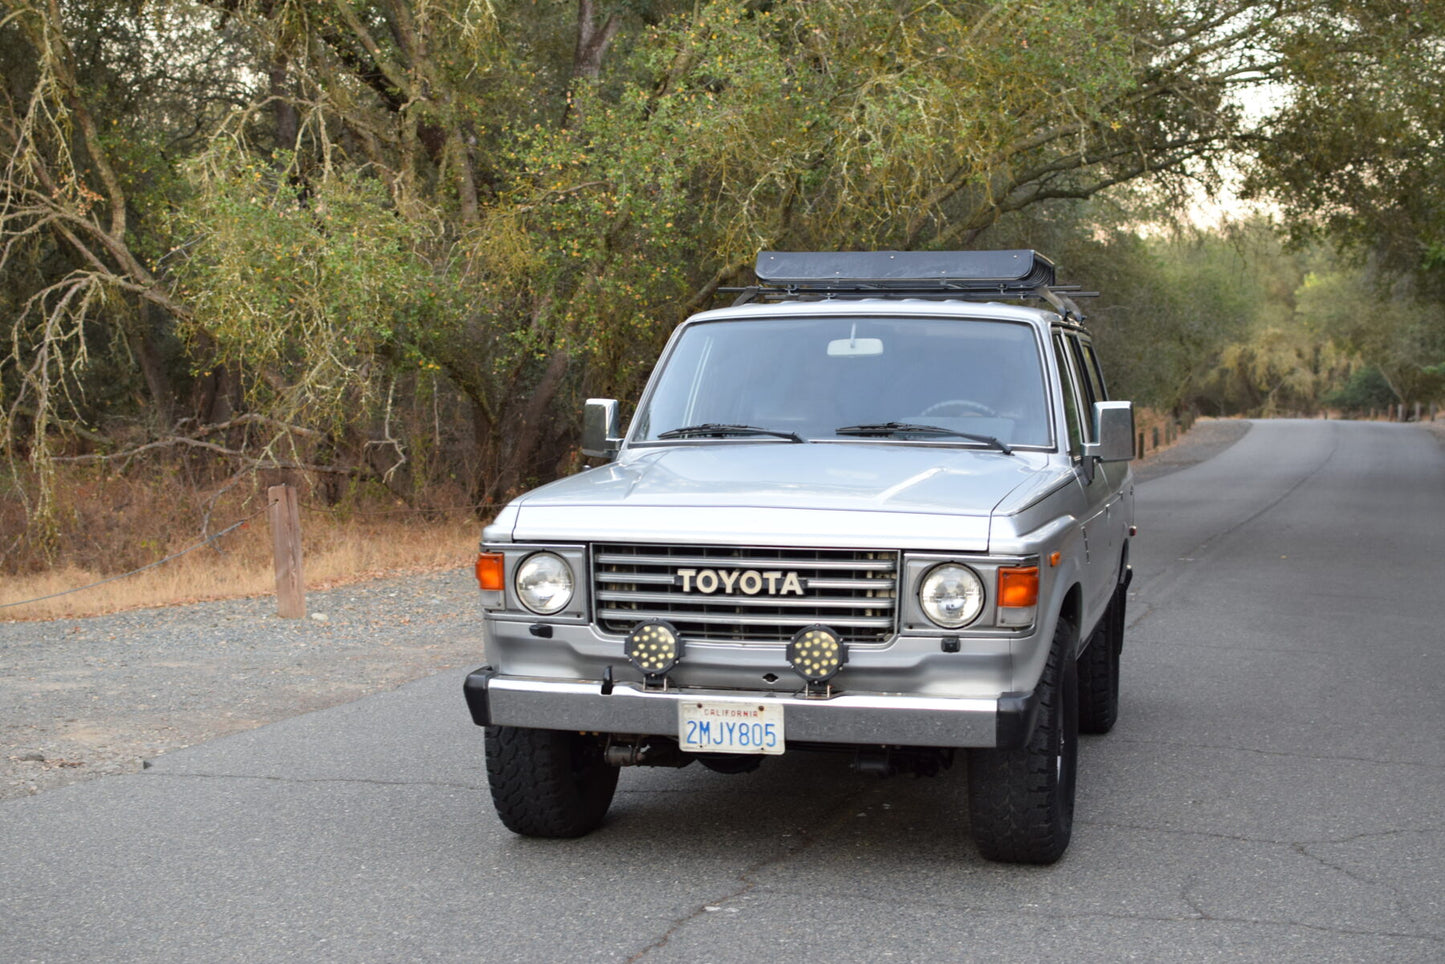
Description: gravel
xmin=1 ymin=568 xmax=486 ymax=801
xmin=1 ymin=417 xmax=1256 ymax=802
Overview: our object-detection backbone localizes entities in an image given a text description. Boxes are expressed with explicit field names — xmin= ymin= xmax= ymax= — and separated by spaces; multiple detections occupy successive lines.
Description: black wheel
xmin=1077 ymin=585 xmax=1125 ymax=735
xmin=967 ymin=617 xmax=1079 ymax=864
xmin=485 ymin=726 xmax=619 ymax=838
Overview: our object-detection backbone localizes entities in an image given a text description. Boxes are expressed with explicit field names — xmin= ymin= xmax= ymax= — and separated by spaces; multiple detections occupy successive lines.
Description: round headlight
xmin=515 ymin=552 xmax=574 ymax=615
xmin=918 ymin=563 xmax=985 ymax=628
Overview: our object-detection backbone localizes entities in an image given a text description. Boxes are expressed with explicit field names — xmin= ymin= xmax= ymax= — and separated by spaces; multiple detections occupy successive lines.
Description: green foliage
xmin=159 ymin=0 xmax=1267 ymax=499
xmin=1323 ymin=367 xmax=1399 ymax=415
xmin=175 ymin=149 xmax=451 ymax=424
xmin=995 ymin=210 xmax=1439 ymax=418
xmin=1293 ymin=262 xmax=1445 ymax=406
xmin=4 ymin=0 xmax=1445 ymax=546
xmin=1247 ymin=1 xmax=1445 ymax=295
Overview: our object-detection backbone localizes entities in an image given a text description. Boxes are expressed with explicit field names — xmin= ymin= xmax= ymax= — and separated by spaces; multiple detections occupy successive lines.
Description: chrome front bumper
xmin=463 ymin=668 xmax=1040 ymax=749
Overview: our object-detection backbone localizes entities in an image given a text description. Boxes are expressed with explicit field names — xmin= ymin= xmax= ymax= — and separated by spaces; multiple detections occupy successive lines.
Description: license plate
xmin=678 ymin=701 xmax=785 ymax=755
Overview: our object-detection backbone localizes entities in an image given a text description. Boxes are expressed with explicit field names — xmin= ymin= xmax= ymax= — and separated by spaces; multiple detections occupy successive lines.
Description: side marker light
xmin=998 ymin=567 xmax=1040 ymax=608
xmin=997 ymin=566 xmax=1039 ymax=629
xmin=476 ymin=552 xmax=505 ymax=592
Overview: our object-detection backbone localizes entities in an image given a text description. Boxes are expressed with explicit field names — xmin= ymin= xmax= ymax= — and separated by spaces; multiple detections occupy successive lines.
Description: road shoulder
xmin=1131 ymin=417 xmax=1252 ymax=482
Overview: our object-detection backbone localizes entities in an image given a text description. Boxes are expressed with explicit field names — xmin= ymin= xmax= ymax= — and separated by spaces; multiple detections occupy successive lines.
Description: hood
xmin=499 ymin=442 xmax=1066 ymax=552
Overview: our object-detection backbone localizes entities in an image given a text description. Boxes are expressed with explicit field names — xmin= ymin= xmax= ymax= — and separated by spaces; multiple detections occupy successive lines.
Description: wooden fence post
xmin=268 ymin=484 xmax=306 ymax=619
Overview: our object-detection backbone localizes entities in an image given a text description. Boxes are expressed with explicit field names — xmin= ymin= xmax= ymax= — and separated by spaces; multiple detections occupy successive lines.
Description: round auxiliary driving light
xmin=787 ymin=625 xmax=848 ymax=685
xmin=918 ymin=563 xmax=984 ymax=629
xmin=625 ymin=620 xmax=682 ymax=677
xmin=515 ymin=552 xmax=574 ymax=615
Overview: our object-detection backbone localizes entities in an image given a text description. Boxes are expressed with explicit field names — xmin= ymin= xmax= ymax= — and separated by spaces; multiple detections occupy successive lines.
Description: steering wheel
xmin=920 ymin=398 xmax=999 ymax=418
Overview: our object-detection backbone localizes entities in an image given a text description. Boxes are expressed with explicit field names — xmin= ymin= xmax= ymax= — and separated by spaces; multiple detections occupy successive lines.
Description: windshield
xmin=633 ymin=315 xmax=1052 ymax=448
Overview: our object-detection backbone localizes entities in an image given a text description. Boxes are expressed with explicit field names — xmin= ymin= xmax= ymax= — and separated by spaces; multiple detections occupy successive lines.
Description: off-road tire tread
xmin=967 ymin=618 xmax=1078 ymax=864
xmin=485 ymin=725 xmax=618 ymax=838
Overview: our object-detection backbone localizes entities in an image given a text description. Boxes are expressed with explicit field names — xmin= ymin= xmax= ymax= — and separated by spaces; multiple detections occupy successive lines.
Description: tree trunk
xmin=573 ymin=1 xmax=622 ymax=79
xmin=469 ymin=397 xmax=500 ymax=509
xmin=496 ymin=349 xmax=573 ymax=498
xmin=126 ymin=299 xmax=173 ymax=427
xmin=270 ymin=58 xmax=299 ymax=153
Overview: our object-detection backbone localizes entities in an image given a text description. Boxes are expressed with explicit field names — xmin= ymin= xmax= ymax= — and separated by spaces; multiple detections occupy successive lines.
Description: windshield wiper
xmin=835 ymin=422 xmax=1013 ymax=455
xmin=656 ymin=423 xmax=805 ymax=442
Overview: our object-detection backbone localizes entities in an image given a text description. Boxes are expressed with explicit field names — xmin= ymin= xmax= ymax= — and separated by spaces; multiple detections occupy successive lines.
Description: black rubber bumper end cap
xmin=995 ymin=688 xmax=1042 ymax=749
xmin=463 ymin=666 xmax=497 ymax=727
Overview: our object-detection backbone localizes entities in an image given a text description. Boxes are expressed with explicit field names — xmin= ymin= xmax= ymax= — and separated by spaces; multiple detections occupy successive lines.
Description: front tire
xmin=485 ymin=726 xmax=619 ymax=837
xmin=967 ymin=617 xmax=1079 ymax=864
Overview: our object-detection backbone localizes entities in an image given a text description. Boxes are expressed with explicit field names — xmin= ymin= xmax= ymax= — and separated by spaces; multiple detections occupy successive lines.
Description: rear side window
xmin=1065 ymin=337 xmax=1099 ymax=443
xmin=1052 ymin=333 xmax=1084 ymax=456
xmin=1077 ymin=339 xmax=1109 ymax=406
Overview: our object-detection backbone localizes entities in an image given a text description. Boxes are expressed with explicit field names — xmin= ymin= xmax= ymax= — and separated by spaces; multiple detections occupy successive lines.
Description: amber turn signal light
xmin=997 ymin=566 xmax=1039 ymax=608
xmin=475 ymin=552 xmax=505 ymax=592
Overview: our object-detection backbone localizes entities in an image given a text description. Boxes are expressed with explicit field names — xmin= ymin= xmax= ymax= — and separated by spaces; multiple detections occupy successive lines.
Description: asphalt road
xmin=2 ymin=419 xmax=1442 ymax=963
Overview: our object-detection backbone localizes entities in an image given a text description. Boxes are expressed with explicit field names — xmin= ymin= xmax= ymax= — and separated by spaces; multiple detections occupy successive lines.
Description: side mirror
xmin=582 ymin=398 xmax=623 ymax=460
xmin=1084 ymin=401 xmax=1134 ymax=462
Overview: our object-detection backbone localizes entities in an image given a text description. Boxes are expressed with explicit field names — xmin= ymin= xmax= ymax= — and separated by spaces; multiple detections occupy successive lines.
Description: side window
xmin=1066 ymin=336 xmax=1099 ymax=443
xmin=1052 ymin=333 xmax=1084 ymax=457
xmin=1078 ymin=339 xmax=1109 ymax=405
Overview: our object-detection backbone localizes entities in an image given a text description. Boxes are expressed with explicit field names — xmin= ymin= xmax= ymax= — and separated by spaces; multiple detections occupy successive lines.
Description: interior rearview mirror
xmin=826 ymin=337 xmax=884 ymax=357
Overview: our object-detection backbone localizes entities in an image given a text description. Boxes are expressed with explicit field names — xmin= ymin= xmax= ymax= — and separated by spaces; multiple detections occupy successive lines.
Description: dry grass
xmin=1 ymin=458 xmax=483 ymax=622
xmin=0 ymin=513 xmax=478 ymax=621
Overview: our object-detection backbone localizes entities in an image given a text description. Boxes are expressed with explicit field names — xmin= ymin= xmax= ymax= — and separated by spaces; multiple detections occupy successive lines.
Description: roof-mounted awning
xmin=729 ymin=250 xmax=1092 ymax=321
xmin=754 ymin=250 xmax=1057 ymax=290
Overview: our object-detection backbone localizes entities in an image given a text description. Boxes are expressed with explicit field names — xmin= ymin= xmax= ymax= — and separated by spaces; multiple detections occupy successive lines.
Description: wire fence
xmin=297 ymin=502 xmax=482 ymax=518
xmin=0 ymin=509 xmax=266 ymax=611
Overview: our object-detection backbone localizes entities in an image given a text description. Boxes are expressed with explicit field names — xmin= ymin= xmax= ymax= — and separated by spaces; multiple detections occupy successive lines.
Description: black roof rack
xmin=728 ymin=250 xmax=1093 ymax=321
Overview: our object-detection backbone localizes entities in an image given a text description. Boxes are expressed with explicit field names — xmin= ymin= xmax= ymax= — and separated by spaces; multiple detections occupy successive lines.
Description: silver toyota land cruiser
xmin=465 ymin=250 xmax=1135 ymax=864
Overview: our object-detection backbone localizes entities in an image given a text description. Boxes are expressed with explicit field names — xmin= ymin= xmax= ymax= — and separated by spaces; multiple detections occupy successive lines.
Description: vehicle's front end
xmin=466 ymin=436 xmax=1078 ymax=737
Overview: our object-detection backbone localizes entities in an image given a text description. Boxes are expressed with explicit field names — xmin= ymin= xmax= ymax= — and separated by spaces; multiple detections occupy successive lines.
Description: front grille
xmin=593 ymin=544 xmax=899 ymax=644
